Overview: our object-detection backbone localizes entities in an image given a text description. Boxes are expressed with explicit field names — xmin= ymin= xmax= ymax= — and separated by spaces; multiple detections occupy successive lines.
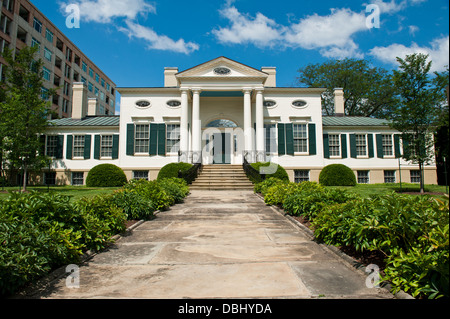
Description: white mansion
xmin=43 ymin=57 xmax=437 ymax=186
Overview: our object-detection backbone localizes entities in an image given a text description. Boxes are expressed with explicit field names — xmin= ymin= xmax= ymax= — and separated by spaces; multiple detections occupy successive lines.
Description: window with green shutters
xmin=350 ymin=133 xmax=374 ymax=158
xmin=94 ymin=135 xmax=119 ymax=159
xmin=278 ymin=123 xmax=316 ymax=156
xmin=46 ymin=135 xmax=64 ymax=159
xmin=376 ymin=134 xmax=402 ymax=158
xmin=127 ymin=123 xmax=166 ymax=157
xmin=66 ymin=135 xmax=91 ymax=160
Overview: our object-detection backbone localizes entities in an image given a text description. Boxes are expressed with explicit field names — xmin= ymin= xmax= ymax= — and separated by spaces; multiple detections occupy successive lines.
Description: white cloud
xmin=369 ymin=36 xmax=449 ymax=72
xmin=61 ymin=0 xmax=156 ymax=23
xmin=120 ymin=20 xmax=199 ymax=54
xmin=212 ymin=5 xmax=285 ymax=48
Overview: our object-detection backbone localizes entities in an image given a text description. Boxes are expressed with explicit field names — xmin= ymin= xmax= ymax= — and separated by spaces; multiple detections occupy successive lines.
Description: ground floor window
xmin=133 ymin=171 xmax=149 ymax=180
xmin=73 ymin=135 xmax=85 ymax=158
xmin=384 ymin=170 xmax=396 ymax=183
xmin=72 ymin=172 xmax=84 ymax=186
xmin=44 ymin=172 xmax=56 ymax=185
xmin=410 ymin=170 xmax=421 ymax=184
xmin=294 ymin=170 xmax=310 ymax=183
xmin=101 ymin=135 xmax=113 ymax=158
xmin=329 ymin=134 xmax=341 ymax=157
xmin=357 ymin=170 xmax=370 ymax=184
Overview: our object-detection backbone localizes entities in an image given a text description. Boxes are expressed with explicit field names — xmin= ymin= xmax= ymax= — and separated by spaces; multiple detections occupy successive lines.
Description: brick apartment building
xmin=1 ymin=0 xmax=116 ymax=118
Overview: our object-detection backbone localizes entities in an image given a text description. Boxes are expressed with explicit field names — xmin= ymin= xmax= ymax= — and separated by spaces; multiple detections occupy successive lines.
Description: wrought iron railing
xmin=178 ymin=163 xmax=203 ymax=185
xmin=243 ymin=156 xmax=265 ymax=184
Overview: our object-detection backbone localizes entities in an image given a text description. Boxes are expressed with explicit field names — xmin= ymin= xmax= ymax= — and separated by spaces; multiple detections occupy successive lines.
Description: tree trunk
xmin=22 ymin=165 xmax=27 ymax=193
xmin=419 ymin=161 xmax=425 ymax=194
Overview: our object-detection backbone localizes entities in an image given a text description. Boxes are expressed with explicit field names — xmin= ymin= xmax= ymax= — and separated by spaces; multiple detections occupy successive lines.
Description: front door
xmin=213 ymin=133 xmax=231 ymax=164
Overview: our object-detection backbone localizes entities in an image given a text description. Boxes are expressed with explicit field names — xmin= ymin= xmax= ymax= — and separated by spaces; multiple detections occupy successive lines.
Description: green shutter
xmin=66 ymin=135 xmax=73 ymax=160
xmin=368 ymin=134 xmax=374 ymax=158
xmin=40 ymin=135 xmax=46 ymax=156
xmin=278 ymin=123 xmax=286 ymax=155
xmin=84 ymin=135 xmax=91 ymax=160
xmin=285 ymin=123 xmax=294 ymax=155
xmin=56 ymin=135 xmax=64 ymax=159
xmin=94 ymin=135 xmax=101 ymax=160
xmin=308 ymin=123 xmax=316 ymax=155
xmin=323 ymin=134 xmax=330 ymax=158
xmin=149 ymin=124 xmax=158 ymax=156
xmin=402 ymin=136 xmax=411 ymax=159
xmin=112 ymin=135 xmax=120 ymax=159
xmin=350 ymin=134 xmax=357 ymax=158
xmin=126 ymin=124 xmax=135 ymax=156
xmin=376 ymin=134 xmax=384 ymax=158
xmin=158 ymin=124 xmax=166 ymax=156
xmin=394 ymin=134 xmax=401 ymax=158
xmin=341 ymin=134 xmax=348 ymax=159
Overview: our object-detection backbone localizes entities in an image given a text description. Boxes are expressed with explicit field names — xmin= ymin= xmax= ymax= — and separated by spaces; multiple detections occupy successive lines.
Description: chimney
xmin=261 ymin=67 xmax=276 ymax=87
xmin=88 ymin=98 xmax=98 ymax=116
xmin=164 ymin=67 xmax=179 ymax=87
xmin=334 ymin=88 xmax=345 ymax=116
xmin=71 ymin=83 xmax=88 ymax=119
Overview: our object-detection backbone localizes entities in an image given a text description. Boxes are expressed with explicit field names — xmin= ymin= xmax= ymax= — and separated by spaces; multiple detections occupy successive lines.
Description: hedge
xmin=249 ymin=162 xmax=289 ymax=184
xmin=319 ymin=164 xmax=356 ymax=186
xmin=157 ymin=162 xmax=193 ymax=180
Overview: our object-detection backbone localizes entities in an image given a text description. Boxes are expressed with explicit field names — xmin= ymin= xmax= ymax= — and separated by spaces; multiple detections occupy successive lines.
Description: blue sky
xmin=32 ymin=0 xmax=449 ymax=113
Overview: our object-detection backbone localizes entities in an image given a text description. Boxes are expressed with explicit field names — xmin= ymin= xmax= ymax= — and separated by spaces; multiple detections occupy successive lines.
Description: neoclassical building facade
xmin=43 ymin=57 xmax=437 ymax=185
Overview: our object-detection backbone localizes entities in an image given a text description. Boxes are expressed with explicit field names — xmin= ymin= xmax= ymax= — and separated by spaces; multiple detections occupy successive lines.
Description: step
xmin=189 ymin=185 xmax=255 ymax=190
xmin=191 ymin=181 xmax=254 ymax=186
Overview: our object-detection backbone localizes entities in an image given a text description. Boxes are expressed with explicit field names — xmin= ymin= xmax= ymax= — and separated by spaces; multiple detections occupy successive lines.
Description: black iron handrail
xmin=243 ymin=156 xmax=265 ymax=184
xmin=179 ymin=163 xmax=203 ymax=185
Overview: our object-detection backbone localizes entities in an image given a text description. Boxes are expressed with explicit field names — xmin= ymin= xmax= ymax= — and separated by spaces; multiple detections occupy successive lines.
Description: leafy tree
xmin=0 ymin=46 xmax=56 ymax=192
xmin=390 ymin=53 xmax=444 ymax=193
xmin=297 ymin=58 xmax=397 ymax=118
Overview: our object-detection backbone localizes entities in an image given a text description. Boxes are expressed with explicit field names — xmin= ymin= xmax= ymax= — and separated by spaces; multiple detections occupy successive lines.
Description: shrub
xmin=123 ymin=179 xmax=174 ymax=211
xmin=249 ymin=162 xmax=289 ymax=184
xmin=86 ymin=164 xmax=127 ymax=187
xmin=264 ymin=182 xmax=300 ymax=206
xmin=157 ymin=162 xmax=193 ymax=181
xmin=111 ymin=189 xmax=155 ymax=221
xmin=158 ymin=178 xmax=189 ymax=204
xmin=254 ymin=177 xmax=287 ymax=195
xmin=319 ymin=164 xmax=356 ymax=186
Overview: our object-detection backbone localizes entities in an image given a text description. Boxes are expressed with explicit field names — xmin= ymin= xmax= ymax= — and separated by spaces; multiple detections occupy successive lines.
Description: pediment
xmin=176 ymin=57 xmax=268 ymax=79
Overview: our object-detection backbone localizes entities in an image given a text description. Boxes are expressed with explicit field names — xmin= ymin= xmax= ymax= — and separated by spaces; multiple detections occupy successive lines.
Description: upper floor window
xmin=33 ymin=18 xmax=42 ymax=33
xmin=382 ymin=134 xmax=394 ymax=157
xmin=45 ymin=29 xmax=54 ymax=43
xmin=329 ymin=134 xmax=341 ymax=157
xmin=355 ymin=134 xmax=368 ymax=157
xmin=293 ymin=124 xmax=308 ymax=153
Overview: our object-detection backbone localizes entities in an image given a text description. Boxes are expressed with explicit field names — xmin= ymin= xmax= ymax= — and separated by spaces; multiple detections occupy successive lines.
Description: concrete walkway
xmin=22 ymin=190 xmax=394 ymax=299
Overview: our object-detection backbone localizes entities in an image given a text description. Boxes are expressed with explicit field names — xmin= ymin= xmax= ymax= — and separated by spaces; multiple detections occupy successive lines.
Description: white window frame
xmin=357 ymin=170 xmax=370 ymax=184
xmin=100 ymin=135 xmax=113 ymax=159
xmin=134 ymin=124 xmax=150 ymax=154
xmin=294 ymin=170 xmax=310 ymax=183
xmin=293 ymin=123 xmax=309 ymax=155
xmin=355 ymin=134 xmax=368 ymax=158
xmin=382 ymin=134 xmax=395 ymax=158
xmin=329 ymin=133 xmax=341 ymax=158
xmin=166 ymin=124 xmax=180 ymax=155
xmin=72 ymin=135 xmax=85 ymax=159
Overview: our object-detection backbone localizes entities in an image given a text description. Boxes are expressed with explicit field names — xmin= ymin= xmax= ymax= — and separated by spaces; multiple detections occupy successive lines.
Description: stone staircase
xmin=189 ymin=165 xmax=255 ymax=191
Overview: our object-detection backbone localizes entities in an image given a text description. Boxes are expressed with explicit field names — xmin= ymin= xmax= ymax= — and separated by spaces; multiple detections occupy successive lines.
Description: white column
xmin=243 ymin=89 xmax=253 ymax=155
xmin=180 ymin=89 xmax=189 ymax=153
xmin=192 ymin=88 xmax=202 ymax=153
xmin=255 ymin=89 xmax=265 ymax=157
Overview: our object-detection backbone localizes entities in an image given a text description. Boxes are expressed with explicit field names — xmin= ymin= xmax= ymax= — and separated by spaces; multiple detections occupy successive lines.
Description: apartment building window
xmin=0 ymin=15 xmax=12 ymax=36
xmin=382 ymin=134 xmax=394 ymax=157
xmin=329 ymin=134 xmax=341 ymax=157
xmin=72 ymin=172 xmax=84 ymax=186
xmin=81 ymin=76 xmax=87 ymax=84
xmin=293 ymin=124 xmax=308 ymax=153
xmin=63 ymin=81 xmax=70 ymax=96
xmin=55 ymin=56 xmax=62 ymax=70
xmin=0 ymin=38 xmax=10 ymax=54
xmin=101 ymin=78 xmax=105 ymax=87
xmin=166 ymin=124 xmax=180 ymax=153
xmin=33 ymin=17 xmax=43 ymax=33
xmin=101 ymin=135 xmax=113 ymax=158
xmin=135 ymin=124 xmax=150 ymax=154
xmin=81 ymin=61 xmax=88 ymax=72
xmin=384 ymin=170 xmax=396 ymax=183
xmin=31 ymin=38 xmax=40 ymax=51
xmin=73 ymin=135 xmax=85 ymax=158
xmin=89 ymin=68 xmax=94 ymax=78
xmin=19 ymin=5 xmax=30 ymax=22
xmin=42 ymin=67 xmax=51 ymax=81
xmin=99 ymin=105 xmax=105 ymax=115
xmin=56 ymin=37 xmax=64 ymax=51
xmin=357 ymin=171 xmax=370 ymax=184
xmin=294 ymin=170 xmax=310 ymax=183
xmin=95 ymin=73 xmax=100 ymax=83
xmin=94 ymin=87 xmax=99 ymax=97
xmin=410 ymin=170 xmax=421 ymax=184
xmin=133 ymin=171 xmax=149 ymax=181
xmin=106 ymin=83 xmax=110 ymax=91
xmin=44 ymin=47 xmax=52 ymax=61
xmin=62 ymin=98 xmax=70 ymax=113
xmin=65 ymin=48 xmax=72 ymax=62
xmin=88 ymin=82 xmax=93 ymax=92
xmin=356 ymin=134 xmax=368 ymax=157
xmin=53 ymin=74 xmax=61 ymax=86
xmin=100 ymin=91 xmax=105 ymax=101
xmin=74 ymin=54 xmax=81 ymax=66
xmin=16 ymin=26 xmax=27 ymax=43
xmin=45 ymin=29 xmax=54 ymax=43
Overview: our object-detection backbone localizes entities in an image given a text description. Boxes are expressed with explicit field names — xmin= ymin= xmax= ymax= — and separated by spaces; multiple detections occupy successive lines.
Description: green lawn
xmin=0 ymin=186 xmax=120 ymax=201
xmin=329 ymin=183 xmax=449 ymax=201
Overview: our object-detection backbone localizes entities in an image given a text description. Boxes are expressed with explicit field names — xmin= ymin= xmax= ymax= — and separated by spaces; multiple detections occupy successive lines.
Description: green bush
xmin=249 ymin=162 xmax=289 ymax=184
xmin=157 ymin=162 xmax=193 ymax=181
xmin=86 ymin=164 xmax=128 ymax=187
xmin=254 ymin=177 xmax=287 ymax=195
xmin=319 ymin=164 xmax=356 ymax=186
xmin=158 ymin=178 xmax=190 ymax=204
xmin=111 ymin=189 xmax=155 ymax=221
xmin=123 ymin=179 xmax=174 ymax=211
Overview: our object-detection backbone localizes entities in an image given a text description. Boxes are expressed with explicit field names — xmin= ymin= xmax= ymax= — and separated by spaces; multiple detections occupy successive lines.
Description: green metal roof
xmin=49 ymin=116 xmax=120 ymax=127
xmin=323 ymin=116 xmax=390 ymax=127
